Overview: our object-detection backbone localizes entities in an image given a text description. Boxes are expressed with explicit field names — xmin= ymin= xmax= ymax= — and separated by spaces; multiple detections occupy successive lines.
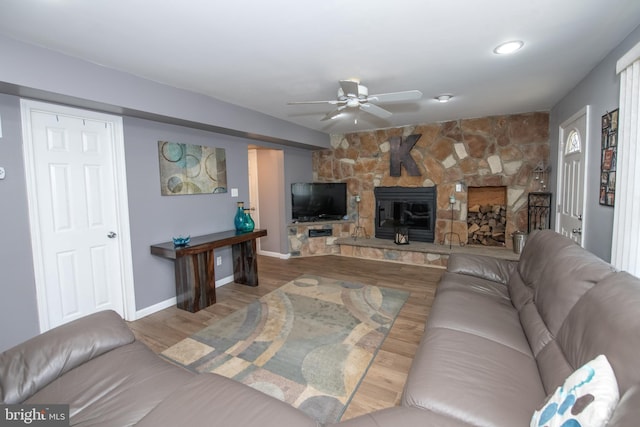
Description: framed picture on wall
xmin=599 ymin=109 xmax=618 ymax=207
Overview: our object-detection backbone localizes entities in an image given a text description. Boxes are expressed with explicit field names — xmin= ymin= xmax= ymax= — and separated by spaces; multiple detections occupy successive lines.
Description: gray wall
xmin=549 ymin=24 xmax=640 ymax=262
xmin=0 ymin=34 xmax=324 ymax=351
xmin=124 ymin=117 xmax=249 ymax=309
xmin=0 ymin=35 xmax=329 ymax=150
xmin=0 ymin=94 xmax=40 ymax=351
xmin=0 ymin=99 xmax=314 ymax=352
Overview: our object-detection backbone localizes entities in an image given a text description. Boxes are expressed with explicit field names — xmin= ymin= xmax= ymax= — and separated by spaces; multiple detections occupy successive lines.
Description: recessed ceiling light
xmin=493 ymin=40 xmax=524 ymax=55
xmin=436 ymin=94 xmax=453 ymax=103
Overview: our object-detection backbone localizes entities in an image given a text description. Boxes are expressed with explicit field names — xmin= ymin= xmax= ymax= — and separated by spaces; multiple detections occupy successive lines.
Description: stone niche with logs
xmin=467 ymin=186 xmax=507 ymax=246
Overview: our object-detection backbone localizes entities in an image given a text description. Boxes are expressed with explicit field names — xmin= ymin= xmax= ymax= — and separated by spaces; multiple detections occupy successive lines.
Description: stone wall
xmin=313 ymin=112 xmax=550 ymax=249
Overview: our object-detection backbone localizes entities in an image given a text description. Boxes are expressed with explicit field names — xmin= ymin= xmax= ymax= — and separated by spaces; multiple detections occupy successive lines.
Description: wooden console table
xmin=150 ymin=229 xmax=267 ymax=312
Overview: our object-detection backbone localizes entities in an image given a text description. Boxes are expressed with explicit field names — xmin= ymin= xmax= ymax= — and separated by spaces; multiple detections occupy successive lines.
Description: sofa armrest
xmin=446 ymin=253 xmax=518 ymax=285
xmin=0 ymin=310 xmax=134 ymax=404
xmin=608 ymin=386 xmax=640 ymax=427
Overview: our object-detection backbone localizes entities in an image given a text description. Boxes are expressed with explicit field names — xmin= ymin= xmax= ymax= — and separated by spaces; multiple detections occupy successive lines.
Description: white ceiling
xmin=1 ymin=0 xmax=640 ymax=135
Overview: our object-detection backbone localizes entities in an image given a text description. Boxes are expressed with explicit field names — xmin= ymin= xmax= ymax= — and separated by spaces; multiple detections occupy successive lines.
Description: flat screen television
xmin=291 ymin=182 xmax=347 ymax=222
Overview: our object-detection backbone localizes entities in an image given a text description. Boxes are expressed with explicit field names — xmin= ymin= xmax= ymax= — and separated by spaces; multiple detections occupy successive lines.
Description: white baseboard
xmin=259 ymin=250 xmax=291 ymax=259
xmin=134 ymin=274 xmax=235 ymax=320
xmin=135 ymin=297 xmax=177 ymax=319
xmin=216 ymin=274 xmax=234 ymax=287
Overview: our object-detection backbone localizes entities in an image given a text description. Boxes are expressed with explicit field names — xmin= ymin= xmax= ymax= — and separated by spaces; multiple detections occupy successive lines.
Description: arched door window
xmin=565 ymin=129 xmax=581 ymax=155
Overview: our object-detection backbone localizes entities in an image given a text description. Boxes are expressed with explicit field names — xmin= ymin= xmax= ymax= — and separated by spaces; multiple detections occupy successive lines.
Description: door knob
xmin=577 ymin=214 xmax=583 ymax=221
xmin=572 ymin=228 xmax=582 ymax=235
xmin=107 ymin=231 xmax=117 ymax=239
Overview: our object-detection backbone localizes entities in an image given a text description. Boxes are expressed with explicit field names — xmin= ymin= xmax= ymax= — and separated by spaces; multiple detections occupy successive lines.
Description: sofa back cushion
xmin=0 ymin=310 xmax=134 ymax=404
xmin=557 ymin=272 xmax=640 ymax=395
xmin=533 ymin=242 xmax=615 ymax=336
xmin=510 ymin=230 xmax=617 ymax=394
xmin=515 ymin=230 xmax=575 ymax=293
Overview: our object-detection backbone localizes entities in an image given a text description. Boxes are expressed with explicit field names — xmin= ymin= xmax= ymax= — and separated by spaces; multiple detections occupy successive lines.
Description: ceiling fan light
xmin=436 ymin=94 xmax=453 ymax=103
xmin=493 ymin=40 xmax=524 ymax=55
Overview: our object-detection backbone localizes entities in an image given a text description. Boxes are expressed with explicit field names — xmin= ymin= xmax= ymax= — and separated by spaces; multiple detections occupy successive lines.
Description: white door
xmin=556 ymin=106 xmax=589 ymax=245
xmin=21 ymin=100 xmax=135 ymax=331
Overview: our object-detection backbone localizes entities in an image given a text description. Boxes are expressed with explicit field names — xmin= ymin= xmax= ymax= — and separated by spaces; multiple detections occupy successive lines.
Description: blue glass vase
xmin=234 ymin=202 xmax=246 ymax=231
xmin=243 ymin=210 xmax=255 ymax=232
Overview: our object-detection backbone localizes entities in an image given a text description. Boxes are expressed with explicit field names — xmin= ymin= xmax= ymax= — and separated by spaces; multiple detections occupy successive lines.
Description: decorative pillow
xmin=531 ymin=354 xmax=619 ymax=427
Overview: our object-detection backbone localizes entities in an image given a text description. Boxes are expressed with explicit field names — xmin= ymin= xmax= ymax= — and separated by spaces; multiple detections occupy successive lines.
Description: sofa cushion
xmin=533 ymin=242 xmax=615 ymax=337
xmin=515 ymin=230 xmax=575 ymax=292
xmin=25 ymin=341 xmax=194 ymax=426
xmin=518 ymin=302 xmax=553 ymax=357
xmin=135 ymin=373 xmax=319 ymax=427
xmin=508 ymin=273 xmax=534 ymax=311
xmin=429 ymin=273 xmax=531 ymax=355
xmin=446 ymin=253 xmax=518 ymax=285
xmin=509 ymin=231 xmax=617 ymax=395
xmin=403 ymin=327 xmax=546 ymax=426
xmin=331 ymin=406 xmax=474 ymax=427
xmin=530 ymin=355 xmax=619 ymax=427
xmin=535 ymin=340 xmax=575 ymax=395
xmin=0 ymin=310 xmax=135 ymax=404
xmin=556 ymin=272 xmax=640 ymax=395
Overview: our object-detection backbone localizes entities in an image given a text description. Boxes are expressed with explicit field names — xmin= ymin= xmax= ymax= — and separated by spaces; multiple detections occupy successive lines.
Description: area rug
xmin=161 ymin=274 xmax=409 ymax=423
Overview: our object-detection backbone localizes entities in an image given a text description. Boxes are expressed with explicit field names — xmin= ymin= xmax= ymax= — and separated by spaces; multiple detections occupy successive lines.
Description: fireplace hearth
xmin=374 ymin=187 xmax=436 ymax=243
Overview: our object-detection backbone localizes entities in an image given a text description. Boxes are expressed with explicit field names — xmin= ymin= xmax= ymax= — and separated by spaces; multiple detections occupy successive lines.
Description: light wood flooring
xmin=128 ymin=255 xmax=443 ymax=421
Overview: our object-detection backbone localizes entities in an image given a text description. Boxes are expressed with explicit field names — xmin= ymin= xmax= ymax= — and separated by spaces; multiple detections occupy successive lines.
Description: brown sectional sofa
xmin=2 ymin=230 xmax=639 ymax=426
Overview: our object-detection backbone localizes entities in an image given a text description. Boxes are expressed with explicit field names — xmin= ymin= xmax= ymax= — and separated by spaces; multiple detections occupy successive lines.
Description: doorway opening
xmin=248 ymin=146 xmax=285 ymax=257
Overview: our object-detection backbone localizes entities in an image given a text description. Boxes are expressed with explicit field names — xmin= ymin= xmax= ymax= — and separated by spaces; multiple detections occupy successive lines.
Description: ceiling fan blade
xmin=287 ymin=100 xmax=343 ymax=105
xmin=339 ymin=80 xmax=360 ymax=98
xmin=367 ymin=90 xmax=423 ymax=104
xmin=320 ymin=105 xmax=347 ymax=121
xmin=360 ymin=103 xmax=392 ymax=119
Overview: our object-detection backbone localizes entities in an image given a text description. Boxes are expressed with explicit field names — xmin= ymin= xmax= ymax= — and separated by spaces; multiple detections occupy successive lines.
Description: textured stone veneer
xmin=313 ymin=112 xmax=550 ymax=249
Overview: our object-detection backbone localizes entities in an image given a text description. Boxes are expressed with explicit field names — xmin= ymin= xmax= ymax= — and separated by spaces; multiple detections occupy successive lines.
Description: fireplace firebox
xmin=374 ymin=187 xmax=436 ymax=243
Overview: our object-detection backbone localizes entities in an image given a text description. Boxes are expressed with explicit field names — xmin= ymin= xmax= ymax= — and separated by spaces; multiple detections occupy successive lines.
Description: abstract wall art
xmin=158 ymin=141 xmax=227 ymax=196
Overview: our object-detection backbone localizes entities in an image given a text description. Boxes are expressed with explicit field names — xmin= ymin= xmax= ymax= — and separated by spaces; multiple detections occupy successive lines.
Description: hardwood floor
xmin=128 ymin=255 xmax=443 ymax=421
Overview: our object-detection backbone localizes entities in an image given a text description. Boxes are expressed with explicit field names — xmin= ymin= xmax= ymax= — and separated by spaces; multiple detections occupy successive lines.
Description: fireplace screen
xmin=374 ymin=187 xmax=436 ymax=243
xmin=378 ymin=202 xmax=432 ymax=230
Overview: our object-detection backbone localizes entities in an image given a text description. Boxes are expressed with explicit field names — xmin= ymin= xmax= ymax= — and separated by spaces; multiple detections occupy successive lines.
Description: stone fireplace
xmin=312 ymin=112 xmax=550 ymax=251
xmin=374 ymin=186 xmax=436 ymax=242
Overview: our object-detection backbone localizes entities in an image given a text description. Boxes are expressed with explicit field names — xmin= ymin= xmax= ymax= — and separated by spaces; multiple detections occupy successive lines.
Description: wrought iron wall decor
xmin=528 ymin=192 xmax=552 ymax=232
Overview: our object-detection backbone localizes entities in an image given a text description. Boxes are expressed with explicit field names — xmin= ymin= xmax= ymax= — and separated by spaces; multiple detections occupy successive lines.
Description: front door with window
xmin=557 ymin=106 xmax=589 ymax=245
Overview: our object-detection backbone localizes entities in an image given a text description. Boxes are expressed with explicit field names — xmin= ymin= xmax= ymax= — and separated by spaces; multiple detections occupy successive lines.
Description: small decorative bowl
xmin=172 ymin=235 xmax=191 ymax=247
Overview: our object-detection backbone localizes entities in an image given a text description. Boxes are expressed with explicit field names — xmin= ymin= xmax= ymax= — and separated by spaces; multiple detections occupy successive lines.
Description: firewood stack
xmin=467 ymin=204 xmax=507 ymax=246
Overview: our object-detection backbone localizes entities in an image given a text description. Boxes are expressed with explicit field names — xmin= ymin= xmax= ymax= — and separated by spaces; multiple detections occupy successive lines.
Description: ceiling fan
xmin=288 ymin=80 xmax=422 ymax=121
